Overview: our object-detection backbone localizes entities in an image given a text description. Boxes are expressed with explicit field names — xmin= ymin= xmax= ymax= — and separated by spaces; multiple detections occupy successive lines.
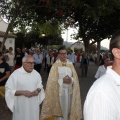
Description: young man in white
xmin=94 ymin=57 xmax=111 ymax=79
xmin=84 ymin=30 xmax=120 ymax=120
xmin=5 ymin=55 xmax=45 ymax=120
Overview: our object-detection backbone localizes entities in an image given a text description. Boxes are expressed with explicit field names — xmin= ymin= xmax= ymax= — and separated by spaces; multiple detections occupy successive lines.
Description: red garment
xmin=77 ymin=53 xmax=80 ymax=62
xmin=53 ymin=52 xmax=58 ymax=61
xmin=15 ymin=65 xmax=21 ymax=70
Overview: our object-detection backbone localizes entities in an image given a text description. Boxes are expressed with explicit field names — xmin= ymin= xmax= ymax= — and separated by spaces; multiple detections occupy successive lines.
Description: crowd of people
xmin=0 ymin=46 xmax=83 ymax=120
xmin=1 ymin=30 xmax=120 ymax=120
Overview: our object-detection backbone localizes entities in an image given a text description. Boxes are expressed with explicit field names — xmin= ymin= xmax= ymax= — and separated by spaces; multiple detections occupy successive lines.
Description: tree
xmin=15 ymin=32 xmax=25 ymax=49
xmin=1 ymin=0 xmax=120 ymax=53
xmin=0 ymin=0 xmax=35 ymax=51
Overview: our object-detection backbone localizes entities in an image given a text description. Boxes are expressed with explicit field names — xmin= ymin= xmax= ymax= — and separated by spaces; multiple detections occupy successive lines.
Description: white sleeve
xmin=94 ymin=67 xmax=100 ymax=79
xmin=5 ymin=73 xmax=17 ymax=112
xmin=36 ymin=74 xmax=45 ymax=104
xmin=84 ymin=91 xmax=117 ymax=120
xmin=70 ymin=77 xmax=74 ymax=84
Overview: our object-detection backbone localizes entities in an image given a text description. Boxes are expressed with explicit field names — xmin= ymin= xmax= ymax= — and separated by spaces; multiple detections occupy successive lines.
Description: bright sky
xmin=61 ymin=28 xmax=110 ymax=49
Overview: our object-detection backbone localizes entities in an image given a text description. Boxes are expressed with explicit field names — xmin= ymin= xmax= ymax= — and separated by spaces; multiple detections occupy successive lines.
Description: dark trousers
xmin=34 ymin=64 xmax=42 ymax=73
xmin=81 ymin=64 xmax=88 ymax=77
xmin=44 ymin=57 xmax=47 ymax=70
xmin=0 ymin=80 xmax=7 ymax=86
xmin=47 ymin=65 xmax=52 ymax=74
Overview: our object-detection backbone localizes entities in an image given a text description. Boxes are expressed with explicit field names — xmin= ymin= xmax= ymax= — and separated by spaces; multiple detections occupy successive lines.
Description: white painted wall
xmin=0 ymin=17 xmax=15 ymax=53
xmin=0 ymin=18 xmax=8 ymax=32
xmin=70 ymin=42 xmax=85 ymax=51
xmin=0 ymin=37 xmax=15 ymax=53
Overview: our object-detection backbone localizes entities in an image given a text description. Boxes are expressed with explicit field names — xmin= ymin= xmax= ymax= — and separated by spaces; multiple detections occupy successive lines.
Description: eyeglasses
xmin=59 ymin=52 xmax=67 ymax=55
xmin=24 ymin=62 xmax=34 ymax=65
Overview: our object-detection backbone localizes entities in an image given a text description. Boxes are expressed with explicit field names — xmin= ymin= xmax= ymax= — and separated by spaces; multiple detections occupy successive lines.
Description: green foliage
xmin=15 ymin=32 xmax=25 ymax=49
xmin=1 ymin=0 xmax=120 ymax=52
xmin=39 ymin=20 xmax=62 ymax=37
xmin=74 ymin=48 xmax=83 ymax=54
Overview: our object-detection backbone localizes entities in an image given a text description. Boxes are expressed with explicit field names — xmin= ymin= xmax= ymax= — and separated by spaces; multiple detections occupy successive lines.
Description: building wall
xmin=0 ymin=37 xmax=15 ymax=53
xmin=70 ymin=42 xmax=85 ymax=51
xmin=0 ymin=18 xmax=8 ymax=32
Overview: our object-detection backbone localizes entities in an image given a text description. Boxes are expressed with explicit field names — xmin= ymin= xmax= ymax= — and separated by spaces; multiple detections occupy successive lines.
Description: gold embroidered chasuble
xmin=41 ymin=60 xmax=82 ymax=120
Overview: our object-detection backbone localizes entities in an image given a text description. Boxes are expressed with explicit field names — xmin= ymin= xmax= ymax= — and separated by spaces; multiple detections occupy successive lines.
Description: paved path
xmin=0 ymin=61 xmax=98 ymax=120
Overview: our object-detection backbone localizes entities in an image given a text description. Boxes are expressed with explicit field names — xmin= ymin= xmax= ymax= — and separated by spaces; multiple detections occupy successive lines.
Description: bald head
xmin=22 ymin=55 xmax=35 ymax=73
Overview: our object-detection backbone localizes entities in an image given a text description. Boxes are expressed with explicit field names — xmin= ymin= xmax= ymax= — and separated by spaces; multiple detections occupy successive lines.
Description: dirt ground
xmin=0 ymin=61 xmax=98 ymax=120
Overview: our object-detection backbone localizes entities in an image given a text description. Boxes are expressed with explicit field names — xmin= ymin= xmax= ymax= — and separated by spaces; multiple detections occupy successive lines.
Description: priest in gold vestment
xmin=41 ymin=46 xmax=82 ymax=120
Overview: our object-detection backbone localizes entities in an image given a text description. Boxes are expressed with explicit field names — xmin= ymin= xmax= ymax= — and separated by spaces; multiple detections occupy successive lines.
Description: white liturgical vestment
xmin=55 ymin=60 xmax=74 ymax=120
xmin=5 ymin=66 xmax=45 ymax=120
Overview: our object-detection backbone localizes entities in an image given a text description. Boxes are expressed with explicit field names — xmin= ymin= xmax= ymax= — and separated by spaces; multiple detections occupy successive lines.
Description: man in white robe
xmin=41 ymin=46 xmax=82 ymax=120
xmin=5 ymin=55 xmax=45 ymax=120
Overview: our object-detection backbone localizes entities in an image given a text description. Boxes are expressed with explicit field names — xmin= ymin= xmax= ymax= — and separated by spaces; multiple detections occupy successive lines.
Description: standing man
xmin=0 ymin=52 xmax=10 ymax=97
xmin=14 ymin=48 xmax=24 ymax=70
xmin=5 ymin=55 xmax=45 ymax=120
xmin=33 ymin=49 xmax=43 ymax=73
xmin=80 ymin=52 xmax=89 ymax=77
xmin=46 ymin=51 xmax=55 ymax=74
xmin=67 ymin=50 xmax=76 ymax=66
xmin=43 ymin=49 xmax=48 ymax=71
xmin=84 ymin=30 xmax=120 ymax=120
xmin=41 ymin=46 xmax=82 ymax=120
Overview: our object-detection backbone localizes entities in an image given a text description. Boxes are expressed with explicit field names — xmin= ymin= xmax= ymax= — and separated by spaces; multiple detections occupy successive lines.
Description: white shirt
xmin=95 ymin=65 xmax=106 ymax=79
xmin=6 ymin=53 xmax=14 ymax=66
xmin=84 ymin=67 xmax=120 ymax=120
xmin=5 ymin=67 xmax=45 ymax=120
xmin=46 ymin=55 xmax=54 ymax=65
xmin=33 ymin=53 xmax=43 ymax=64
xmin=95 ymin=65 xmax=112 ymax=79
xmin=67 ymin=53 xmax=76 ymax=63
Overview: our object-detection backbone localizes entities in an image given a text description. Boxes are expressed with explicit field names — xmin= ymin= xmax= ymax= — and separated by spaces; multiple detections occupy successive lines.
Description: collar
xmin=18 ymin=66 xmax=32 ymax=74
xmin=106 ymin=67 xmax=120 ymax=86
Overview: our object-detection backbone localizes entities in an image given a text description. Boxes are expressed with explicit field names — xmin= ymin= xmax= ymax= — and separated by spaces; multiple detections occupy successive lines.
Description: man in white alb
xmin=84 ymin=30 xmax=120 ymax=120
xmin=5 ymin=55 xmax=45 ymax=120
xmin=41 ymin=46 xmax=82 ymax=120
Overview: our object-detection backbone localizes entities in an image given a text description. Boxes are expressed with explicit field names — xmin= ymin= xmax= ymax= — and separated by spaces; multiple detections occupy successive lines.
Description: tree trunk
xmin=0 ymin=18 xmax=16 ymax=52
xmin=97 ymin=41 xmax=100 ymax=64
xmin=83 ymin=39 xmax=90 ymax=54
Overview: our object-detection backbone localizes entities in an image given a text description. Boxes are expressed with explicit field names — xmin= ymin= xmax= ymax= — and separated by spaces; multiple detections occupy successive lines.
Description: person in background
xmin=76 ymin=50 xmax=81 ymax=63
xmin=53 ymin=49 xmax=58 ymax=62
xmin=5 ymin=55 xmax=45 ymax=120
xmin=0 ymin=52 xmax=10 ymax=110
xmin=41 ymin=46 xmax=82 ymax=120
xmin=67 ymin=49 xmax=76 ymax=66
xmin=22 ymin=48 xmax=28 ymax=56
xmin=33 ymin=49 xmax=43 ymax=73
xmin=0 ymin=52 xmax=10 ymax=87
xmin=84 ymin=30 xmax=120 ymax=120
xmin=80 ymin=52 xmax=89 ymax=77
xmin=14 ymin=48 xmax=24 ymax=69
xmin=43 ymin=49 xmax=48 ymax=71
xmin=95 ymin=57 xmax=112 ymax=79
xmin=46 ymin=51 xmax=55 ymax=74
xmin=5 ymin=47 xmax=15 ymax=73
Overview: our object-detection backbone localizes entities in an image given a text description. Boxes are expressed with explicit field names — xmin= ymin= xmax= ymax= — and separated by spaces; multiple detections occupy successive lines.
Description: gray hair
xmin=22 ymin=55 xmax=33 ymax=63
